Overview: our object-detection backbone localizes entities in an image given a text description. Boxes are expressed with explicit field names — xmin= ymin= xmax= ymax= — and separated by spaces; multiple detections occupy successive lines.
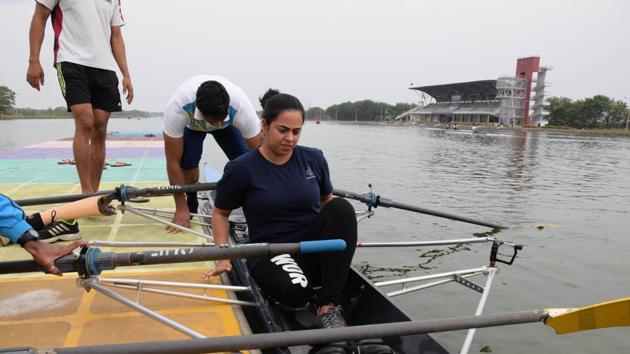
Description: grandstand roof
xmin=410 ymin=80 xmax=498 ymax=103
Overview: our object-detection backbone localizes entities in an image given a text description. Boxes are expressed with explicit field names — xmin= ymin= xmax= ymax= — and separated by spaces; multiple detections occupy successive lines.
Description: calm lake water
xmin=1 ymin=118 xmax=629 ymax=353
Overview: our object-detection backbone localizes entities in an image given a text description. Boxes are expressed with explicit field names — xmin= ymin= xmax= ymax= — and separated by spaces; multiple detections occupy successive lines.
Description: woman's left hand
xmin=202 ymin=259 xmax=232 ymax=280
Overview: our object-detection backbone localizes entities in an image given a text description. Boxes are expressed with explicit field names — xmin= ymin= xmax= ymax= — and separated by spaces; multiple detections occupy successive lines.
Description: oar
xmin=545 ymin=297 xmax=630 ymax=334
xmin=14 ymin=182 xmax=218 ymax=207
xmin=0 ymin=239 xmax=345 ymax=276
xmin=16 ymin=184 xmax=505 ymax=229
xmin=88 ymin=236 xmax=515 ymax=249
xmin=35 ymin=298 xmax=630 ymax=354
xmin=14 ymin=190 xmax=110 ymax=206
xmin=333 ymin=188 xmax=506 ymax=229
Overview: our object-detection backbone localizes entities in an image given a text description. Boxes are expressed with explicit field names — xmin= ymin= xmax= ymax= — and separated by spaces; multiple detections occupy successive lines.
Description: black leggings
xmin=248 ymin=198 xmax=357 ymax=307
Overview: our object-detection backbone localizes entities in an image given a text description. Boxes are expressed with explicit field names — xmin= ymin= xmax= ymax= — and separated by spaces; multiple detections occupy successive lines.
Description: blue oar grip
xmin=299 ymin=239 xmax=347 ymax=254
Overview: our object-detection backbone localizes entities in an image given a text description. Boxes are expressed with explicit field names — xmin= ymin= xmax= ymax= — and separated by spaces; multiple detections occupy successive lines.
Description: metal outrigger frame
xmin=74 ymin=205 xmax=255 ymax=339
xmin=369 ymin=235 xmax=521 ymax=354
xmin=345 ymin=185 xmax=522 ymax=354
xmin=77 ymin=195 xmax=521 ymax=351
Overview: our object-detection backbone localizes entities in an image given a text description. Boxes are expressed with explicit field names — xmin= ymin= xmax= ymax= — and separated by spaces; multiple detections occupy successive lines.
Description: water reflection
xmin=356 ymin=262 xmax=418 ymax=281
xmin=357 ymin=244 xmax=473 ymax=281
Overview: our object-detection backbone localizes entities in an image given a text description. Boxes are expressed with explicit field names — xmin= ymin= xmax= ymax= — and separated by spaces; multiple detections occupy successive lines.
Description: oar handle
xmin=0 ymin=240 xmax=346 ymax=276
xmin=300 ymin=239 xmax=346 ymax=253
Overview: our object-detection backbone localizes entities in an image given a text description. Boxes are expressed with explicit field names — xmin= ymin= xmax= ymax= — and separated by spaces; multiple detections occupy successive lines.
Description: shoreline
xmin=314 ymin=120 xmax=630 ymax=137
xmin=2 ymin=117 xmax=629 ymax=137
xmin=524 ymin=126 xmax=630 ymax=137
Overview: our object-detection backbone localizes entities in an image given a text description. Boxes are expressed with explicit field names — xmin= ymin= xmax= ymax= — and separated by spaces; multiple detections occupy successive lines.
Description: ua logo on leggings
xmin=270 ymin=254 xmax=308 ymax=288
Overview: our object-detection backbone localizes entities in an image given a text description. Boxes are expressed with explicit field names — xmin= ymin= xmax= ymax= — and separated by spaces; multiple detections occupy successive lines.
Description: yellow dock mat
xmin=0 ymin=182 xmax=248 ymax=351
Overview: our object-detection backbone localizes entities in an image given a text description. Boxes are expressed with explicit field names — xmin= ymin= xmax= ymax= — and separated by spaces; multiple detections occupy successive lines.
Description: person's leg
xmin=302 ymin=198 xmax=358 ymax=307
xmin=56 ymin=62 xmax=94 ymax=193
xmin=181 ymin=128 xmax=207 ymax=214
xmin=248 ymin=255 xmax=313 ymax=308
xmin=206 ymin=126 xmax=247 ymax=213
xmin=89 ymin=67 xmax=121 ymax=191
xmin=209 ymin=125 xmax=249 ymax=161
xmin=297 ymin=198 xmax=357 ymax=330
xmin=70 ymin=104 xmax=95 ymax=193
xmin=90 ymin=109 xmax=110 ymax=191
xmin=183 ymin=168 xmax=200 ymax=214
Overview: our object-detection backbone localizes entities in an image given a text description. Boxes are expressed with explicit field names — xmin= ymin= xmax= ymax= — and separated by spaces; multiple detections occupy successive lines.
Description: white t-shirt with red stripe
xmin=36 ymin=0 xmax=125 ymax=71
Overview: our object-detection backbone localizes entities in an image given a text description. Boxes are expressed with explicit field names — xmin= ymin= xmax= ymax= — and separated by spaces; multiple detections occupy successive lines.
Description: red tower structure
xmin=515 ymin=56 xmax=540 ymax=126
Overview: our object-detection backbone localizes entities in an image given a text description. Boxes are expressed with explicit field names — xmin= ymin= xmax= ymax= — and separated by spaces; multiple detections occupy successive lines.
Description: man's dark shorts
xmin=55 ymin=62 xmax=122 ymax=112
xmin=180 ymin=126 xmax=248 ymax=170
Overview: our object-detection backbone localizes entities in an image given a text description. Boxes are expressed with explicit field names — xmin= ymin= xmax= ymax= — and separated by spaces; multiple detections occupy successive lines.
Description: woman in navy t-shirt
xmin=204 ymin=89 xmax=357 ymax=330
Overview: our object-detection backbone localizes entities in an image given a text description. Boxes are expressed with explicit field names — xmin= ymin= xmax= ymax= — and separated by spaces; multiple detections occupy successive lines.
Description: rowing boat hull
xmin=199 ymin=191 xmax=448 ymax=354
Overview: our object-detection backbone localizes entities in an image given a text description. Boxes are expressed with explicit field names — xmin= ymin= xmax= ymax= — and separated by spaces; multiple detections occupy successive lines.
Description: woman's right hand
xmin=202 ymin=259 xmax=233 ymax=280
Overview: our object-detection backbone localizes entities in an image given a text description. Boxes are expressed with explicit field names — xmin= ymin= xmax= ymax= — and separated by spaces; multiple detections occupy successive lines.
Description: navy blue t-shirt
xmin=214 ymin=145 xmax=333 ymax=243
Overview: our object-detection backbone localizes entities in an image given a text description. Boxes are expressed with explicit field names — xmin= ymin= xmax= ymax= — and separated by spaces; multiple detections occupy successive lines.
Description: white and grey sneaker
xmin=316 ymin=304 xmax=348 ymax=329
xmin=38 ymin=219 xmax=81 ymax=243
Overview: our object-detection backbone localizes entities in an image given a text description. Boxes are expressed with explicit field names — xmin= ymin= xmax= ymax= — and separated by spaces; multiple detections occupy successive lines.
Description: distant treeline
xmin=1 ymin=106 xmax=160 ymax=119
xmin=547 ymin=95 xmax=629 ymax=129
xmin=306 ymin=101 xmax=416 ymax=121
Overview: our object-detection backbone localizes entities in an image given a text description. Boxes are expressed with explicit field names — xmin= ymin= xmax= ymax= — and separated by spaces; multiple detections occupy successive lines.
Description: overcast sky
xmin=1 ymin=0 xmax=629 ymax=111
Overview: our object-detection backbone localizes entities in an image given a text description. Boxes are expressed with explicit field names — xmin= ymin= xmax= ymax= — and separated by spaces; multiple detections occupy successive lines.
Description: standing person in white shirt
xmin=163 ymin=75 xmax=262 ymax=232
xmin=26 ymin=0 xmax=134 ymax=193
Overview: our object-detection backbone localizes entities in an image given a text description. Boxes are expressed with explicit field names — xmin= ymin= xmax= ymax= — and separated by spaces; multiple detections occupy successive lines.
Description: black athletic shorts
xmin=55 ymin=61 xmax=122 ymax=112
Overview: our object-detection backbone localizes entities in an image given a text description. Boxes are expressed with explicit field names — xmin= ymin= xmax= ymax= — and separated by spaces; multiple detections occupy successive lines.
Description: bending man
xmin=163 ymin=75 xmax=262 ymax=231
